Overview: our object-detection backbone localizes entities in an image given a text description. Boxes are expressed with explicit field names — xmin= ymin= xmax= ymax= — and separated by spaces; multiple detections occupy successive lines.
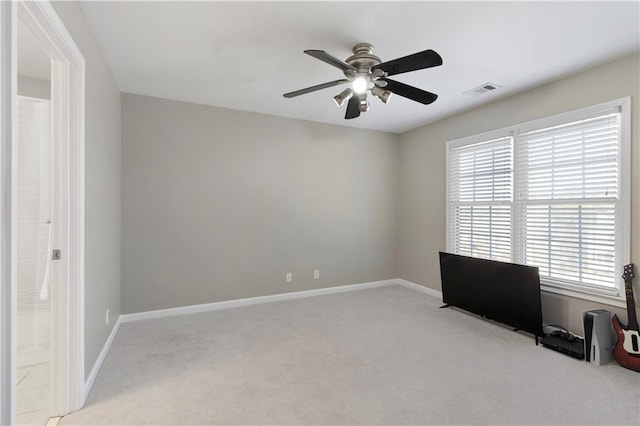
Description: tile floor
xmin=16 ymin=306 xmax=52 ymax=425
xmin=17 ymin=350 xmax=51 ymax=426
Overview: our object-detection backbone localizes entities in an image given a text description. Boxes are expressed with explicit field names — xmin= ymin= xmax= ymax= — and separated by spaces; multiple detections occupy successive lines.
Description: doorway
xmin=1 ymin=1 xmax=86 ymax=424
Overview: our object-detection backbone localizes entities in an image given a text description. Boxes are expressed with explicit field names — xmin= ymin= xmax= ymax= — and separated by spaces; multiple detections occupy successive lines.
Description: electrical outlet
xmin=314 ymin=269 xmax=320 ymax=279
xmin=286 ymin=272 xmax=293 ymax=283
xmin=105 ymin=309 xmax=109 ymax=325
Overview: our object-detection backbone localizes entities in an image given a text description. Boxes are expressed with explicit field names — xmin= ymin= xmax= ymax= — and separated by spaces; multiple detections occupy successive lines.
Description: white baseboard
xmin=83 ymin=316 xmax=122 ymax=405
xmin=120 ymin=279 xmax=399 ymax=323
xmin=397 ymin=279 xmax=443 ymax=300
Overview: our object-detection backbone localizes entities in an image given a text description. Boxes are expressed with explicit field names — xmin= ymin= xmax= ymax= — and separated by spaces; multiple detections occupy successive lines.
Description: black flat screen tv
xmin=439 ymin=252 xmax=544 ymax=337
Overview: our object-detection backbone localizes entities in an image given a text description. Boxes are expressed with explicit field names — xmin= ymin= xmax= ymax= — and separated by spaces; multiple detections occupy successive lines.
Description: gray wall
xmin=51 ymin=2 xmax=122 ymax=379
xmin=121 ymin=94 xmax=398 ymax=314
xmin=17 ymin=76 xmax=50 ymax=99
xmin=397 ymin=54 xmax=640 ymax=334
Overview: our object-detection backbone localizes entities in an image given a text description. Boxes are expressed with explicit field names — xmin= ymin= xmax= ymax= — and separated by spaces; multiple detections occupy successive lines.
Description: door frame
xmin=1 ymin=1 xmax=85 ymax=422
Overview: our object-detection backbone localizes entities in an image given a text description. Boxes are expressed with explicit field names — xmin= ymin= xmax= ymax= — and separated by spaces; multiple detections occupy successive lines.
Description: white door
xmin=15 ymin=14 xmax=55 ymax=424
xmin=15 ymin=94 xmax=54 ymax=425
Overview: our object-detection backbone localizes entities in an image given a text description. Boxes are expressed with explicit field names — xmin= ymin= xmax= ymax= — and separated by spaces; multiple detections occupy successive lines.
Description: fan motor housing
xmin=345 ymin=43 xmax=381 ymax=75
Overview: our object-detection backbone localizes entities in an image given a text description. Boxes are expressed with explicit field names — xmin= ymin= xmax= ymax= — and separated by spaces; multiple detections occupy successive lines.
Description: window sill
xmin=540 ymin=283 xmax=626 ymax=308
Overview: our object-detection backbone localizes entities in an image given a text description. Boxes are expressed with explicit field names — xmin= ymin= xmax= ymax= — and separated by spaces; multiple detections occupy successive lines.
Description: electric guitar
xmin=612 ymin=263 xmax=640 ymax=372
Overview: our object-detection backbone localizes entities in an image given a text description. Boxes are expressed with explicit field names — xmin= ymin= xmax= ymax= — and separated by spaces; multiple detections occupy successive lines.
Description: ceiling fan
xmin=283 ymin=43 xmax=443 ymax=119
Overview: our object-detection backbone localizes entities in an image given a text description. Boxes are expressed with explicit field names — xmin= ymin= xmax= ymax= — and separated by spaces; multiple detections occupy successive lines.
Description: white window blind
xmin=449 ymin=137 xmax=513 ymax=263
xmin=446 ymin=99 xmax=628 ymax=298
xmin=516 ymin=112 xmax=620 ymax=290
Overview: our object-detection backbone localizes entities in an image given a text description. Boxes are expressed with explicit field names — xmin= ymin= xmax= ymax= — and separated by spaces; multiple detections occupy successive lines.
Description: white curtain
xmin=16 ymin=96 xmax=52 ymax=350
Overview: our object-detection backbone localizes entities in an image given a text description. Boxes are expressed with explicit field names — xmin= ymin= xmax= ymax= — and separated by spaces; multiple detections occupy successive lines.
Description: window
xmin=447 ymin=98 xmax=630 ymax=300
xmin=448 ymin=136 xmax=513 ymax=263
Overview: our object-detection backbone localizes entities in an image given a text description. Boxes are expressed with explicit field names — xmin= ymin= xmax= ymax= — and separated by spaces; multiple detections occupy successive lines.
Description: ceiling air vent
xmin=463 ymin=83 xmax=502 ymax=96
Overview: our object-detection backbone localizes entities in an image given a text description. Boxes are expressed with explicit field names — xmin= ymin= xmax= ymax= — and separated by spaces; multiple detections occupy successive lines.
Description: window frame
xmin=446 ymin=97 xmax=631 ymax=308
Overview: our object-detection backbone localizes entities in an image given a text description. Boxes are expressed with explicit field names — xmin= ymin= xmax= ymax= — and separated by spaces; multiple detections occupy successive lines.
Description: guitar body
xmin=612 ymin=264 xmax=640 ymax=372
xmin=612 ymin=315 xmax=640 ymax=372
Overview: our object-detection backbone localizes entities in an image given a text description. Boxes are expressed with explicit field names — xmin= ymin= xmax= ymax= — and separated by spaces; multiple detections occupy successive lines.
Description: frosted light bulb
xmin=352 ymin=77 xmax=368 ymax=95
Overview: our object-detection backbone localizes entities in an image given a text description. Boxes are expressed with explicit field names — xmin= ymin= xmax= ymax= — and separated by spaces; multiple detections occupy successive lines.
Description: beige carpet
xmin=60 ymin=285 xmax=639 ymax=425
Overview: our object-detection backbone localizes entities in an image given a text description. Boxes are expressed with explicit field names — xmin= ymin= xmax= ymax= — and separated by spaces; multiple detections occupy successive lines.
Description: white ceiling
xmin=79 ymin=1 xmax=639 ymax=134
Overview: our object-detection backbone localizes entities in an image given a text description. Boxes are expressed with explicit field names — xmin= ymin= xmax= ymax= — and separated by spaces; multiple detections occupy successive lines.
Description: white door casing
xmin=0 ymin=1 xmax=18 ymax=424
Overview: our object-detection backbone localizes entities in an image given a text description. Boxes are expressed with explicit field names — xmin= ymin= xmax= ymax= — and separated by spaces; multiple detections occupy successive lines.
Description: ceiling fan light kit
xmin=333 ymin=88 xmax=354 ymax=107
xmin=371 ymin=86 xmax=391 ymax=104
xmin=283 ymin=42 xmax=442 ymax=119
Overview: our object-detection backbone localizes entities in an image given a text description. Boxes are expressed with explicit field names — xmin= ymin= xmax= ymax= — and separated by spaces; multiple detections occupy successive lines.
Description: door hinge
xmin=52 ymin=249 xmax=61 ymax=260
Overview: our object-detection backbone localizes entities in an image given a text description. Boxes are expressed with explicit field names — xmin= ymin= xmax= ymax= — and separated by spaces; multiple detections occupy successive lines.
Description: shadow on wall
xmin=540 ymin=293 xmax=569 ymax=328
xmin=541 ymin=291 xmax=628 ymax=335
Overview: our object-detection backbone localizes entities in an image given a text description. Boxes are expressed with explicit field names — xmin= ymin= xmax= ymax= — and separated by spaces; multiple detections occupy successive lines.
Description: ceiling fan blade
xmin=382 ymin=78 xmax=438 ymax=105
xmin=345 ymin=96 xmax=361 ymax=119
xmin=283 ymin=79 xmax=350 ymax=98
xmin=305 ymin=50 xmax=358 ymax=74
xmin=373 ymin=49 xmax=442 ymax=77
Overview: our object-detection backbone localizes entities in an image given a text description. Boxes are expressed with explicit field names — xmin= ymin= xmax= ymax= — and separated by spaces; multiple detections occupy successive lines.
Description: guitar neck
xmin=624 ymin=279 xmax=639 ymax=331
